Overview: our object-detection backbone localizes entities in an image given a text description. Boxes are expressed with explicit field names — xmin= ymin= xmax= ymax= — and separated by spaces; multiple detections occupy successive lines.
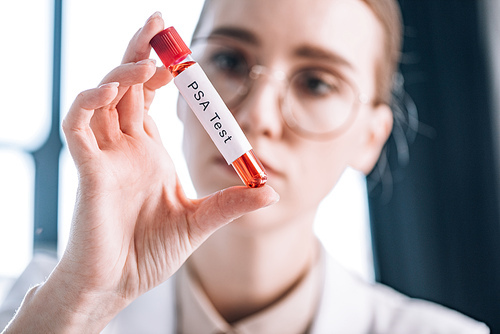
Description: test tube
xmin=150 ymin=27 xmax=267 ymax=188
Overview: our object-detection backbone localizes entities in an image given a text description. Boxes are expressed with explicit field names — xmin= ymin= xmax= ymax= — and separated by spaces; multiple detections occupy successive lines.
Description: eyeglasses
xmin=190 ymin=36 xmax=370 ymax=140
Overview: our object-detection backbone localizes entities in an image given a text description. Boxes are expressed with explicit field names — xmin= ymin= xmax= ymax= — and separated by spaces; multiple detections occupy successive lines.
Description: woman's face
xmin=178 ymin=0 xmax=392 ymax=229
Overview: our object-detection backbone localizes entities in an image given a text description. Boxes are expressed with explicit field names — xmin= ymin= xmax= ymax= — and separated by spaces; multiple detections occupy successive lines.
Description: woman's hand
xmin=3 ymin=12 xmax=278 ymax=334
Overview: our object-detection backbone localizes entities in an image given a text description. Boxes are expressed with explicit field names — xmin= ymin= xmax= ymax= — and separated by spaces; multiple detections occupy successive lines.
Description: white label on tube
xmin=174 ymin=63 xmax=252 ymax=164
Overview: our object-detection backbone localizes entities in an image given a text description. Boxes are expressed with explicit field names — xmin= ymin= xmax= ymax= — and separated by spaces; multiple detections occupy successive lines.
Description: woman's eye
xmin=304 ymin=78 xmax=333 ymax=96
xmin=294 ymin=71 xmax=341 ymax=98
xmin=210 ymin=51 xmax=247 ymax=76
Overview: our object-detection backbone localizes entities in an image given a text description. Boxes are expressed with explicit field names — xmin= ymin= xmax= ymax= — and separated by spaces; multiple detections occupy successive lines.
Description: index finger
xmin=122 ymin=12 xmax=165 ymax=64
xmin=63 ymin=83 xmax=120 ymax=162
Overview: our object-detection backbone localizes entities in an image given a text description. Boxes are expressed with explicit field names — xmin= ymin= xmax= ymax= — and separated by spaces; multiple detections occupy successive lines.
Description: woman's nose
xmin=232 ymin=77 xmax=284 ymax=140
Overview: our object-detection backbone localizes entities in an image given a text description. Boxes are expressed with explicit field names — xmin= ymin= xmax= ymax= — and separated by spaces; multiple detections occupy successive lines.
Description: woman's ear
xmin=350 ymin=103 xmax=393 ymax=175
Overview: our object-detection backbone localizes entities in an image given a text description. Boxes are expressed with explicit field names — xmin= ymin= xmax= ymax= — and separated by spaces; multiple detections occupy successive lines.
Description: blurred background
xmin=0 ymin=0 xmax=499 ymax=332
xmin=0 ymin=0 xmax=373 ymax=299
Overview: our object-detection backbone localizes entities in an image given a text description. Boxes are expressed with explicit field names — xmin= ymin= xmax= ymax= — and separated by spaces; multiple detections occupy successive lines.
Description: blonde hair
xmin=361 ymin=0 xmax=403 ymax=105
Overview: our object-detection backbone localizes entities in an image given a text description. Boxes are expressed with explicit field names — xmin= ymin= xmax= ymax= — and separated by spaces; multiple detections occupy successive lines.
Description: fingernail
xmin=98 ymin=82 xmax=119 ymax=89
xmin=146 ymin=11 xmax=162 ymax=23
xmin=136 ymin=59 xmax=156 ymax=66
xmin=265 ymin=188 xmax=280 ymax=207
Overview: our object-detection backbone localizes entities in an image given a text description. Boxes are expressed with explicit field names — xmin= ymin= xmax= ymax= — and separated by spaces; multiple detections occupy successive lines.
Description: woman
xmin=0 ymin=0 xmax=489 ymax=332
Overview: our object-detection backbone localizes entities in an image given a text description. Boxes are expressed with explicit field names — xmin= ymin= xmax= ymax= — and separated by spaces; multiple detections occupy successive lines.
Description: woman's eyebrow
xmin=208 ymin=26 xmax=260 ymax=46
xmin=294 ymin=45 xmax=354 ymax=70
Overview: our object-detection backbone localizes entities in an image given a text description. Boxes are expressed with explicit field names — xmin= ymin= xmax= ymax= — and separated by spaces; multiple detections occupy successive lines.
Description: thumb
xmin=190 ymin=185 xmax=279 ymax=239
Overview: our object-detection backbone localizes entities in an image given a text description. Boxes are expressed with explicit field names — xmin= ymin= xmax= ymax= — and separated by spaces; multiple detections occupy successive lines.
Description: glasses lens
xmin=191 ymin=39 xmax=252 ymax=108
xmin=283 ymin=69 xmax=359 ymax=138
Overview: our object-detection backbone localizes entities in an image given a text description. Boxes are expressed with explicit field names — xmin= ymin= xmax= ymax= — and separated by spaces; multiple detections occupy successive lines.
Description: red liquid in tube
xmin=151 ymin=27 xmax=267 ymax=188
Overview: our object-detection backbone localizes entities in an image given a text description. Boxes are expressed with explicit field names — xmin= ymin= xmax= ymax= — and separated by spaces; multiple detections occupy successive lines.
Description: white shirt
xmin=175 ymin=254 xmax=322 ymax=334
xmin=0 ymin=250 xmax=490 ymax=333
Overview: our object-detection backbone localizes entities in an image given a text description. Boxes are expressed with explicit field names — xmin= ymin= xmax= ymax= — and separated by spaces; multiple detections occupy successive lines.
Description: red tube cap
xmin=150 ymin=26 xmax=191 ymax=66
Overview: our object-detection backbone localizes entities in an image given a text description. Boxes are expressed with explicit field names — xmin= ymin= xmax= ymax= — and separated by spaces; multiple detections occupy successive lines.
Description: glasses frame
xmin=190 ymin=36 xmax=371 ymax=141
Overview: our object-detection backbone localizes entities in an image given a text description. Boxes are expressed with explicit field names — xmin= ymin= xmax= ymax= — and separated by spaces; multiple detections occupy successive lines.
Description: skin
xmin=182 ymin=0 xmax=392 ymax=322
xmin=2 ymin=0 xmax=392 ymax=332
xmin=2 ymin=13 xmax=277 ymax=333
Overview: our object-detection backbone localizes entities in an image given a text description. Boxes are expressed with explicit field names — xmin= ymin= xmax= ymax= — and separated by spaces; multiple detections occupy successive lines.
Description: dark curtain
xmin=368 ymin=0 xmax=500 ymax=332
